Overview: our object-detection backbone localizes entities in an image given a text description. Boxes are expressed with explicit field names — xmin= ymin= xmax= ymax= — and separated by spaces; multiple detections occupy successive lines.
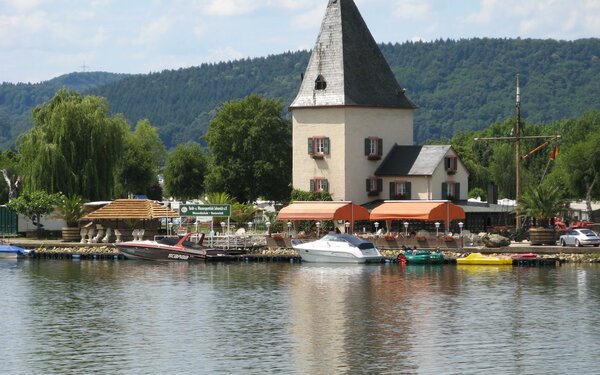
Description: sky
xmin=2 ymin=0 xmax=600 ymax=83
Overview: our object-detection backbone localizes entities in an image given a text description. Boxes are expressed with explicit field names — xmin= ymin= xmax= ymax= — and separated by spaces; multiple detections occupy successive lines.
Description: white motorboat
xmin=0 ymin=245 xmax=31 ymax=259
xmin=291 ymin=233 xmax=383 ymax=263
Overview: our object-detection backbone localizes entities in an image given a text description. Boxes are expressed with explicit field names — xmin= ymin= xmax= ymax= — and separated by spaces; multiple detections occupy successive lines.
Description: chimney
xmin=487 ymin=183 xmax=498 ymax=205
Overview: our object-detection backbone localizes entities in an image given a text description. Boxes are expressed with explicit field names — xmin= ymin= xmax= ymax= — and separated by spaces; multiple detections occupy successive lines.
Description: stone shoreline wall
xmin=32 ymin=246 xmax=600 ymax=263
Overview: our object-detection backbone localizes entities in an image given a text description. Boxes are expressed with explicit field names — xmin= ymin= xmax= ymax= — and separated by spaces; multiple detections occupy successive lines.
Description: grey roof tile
xmin=375 ymin=144 xmax=452 ymax=176
xmin=290 ymin=0 xmax=416 ymax=109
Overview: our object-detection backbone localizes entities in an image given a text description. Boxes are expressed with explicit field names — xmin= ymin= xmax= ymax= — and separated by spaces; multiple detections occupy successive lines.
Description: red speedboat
xmin=116 ymin=233 xmax=235 ymax=262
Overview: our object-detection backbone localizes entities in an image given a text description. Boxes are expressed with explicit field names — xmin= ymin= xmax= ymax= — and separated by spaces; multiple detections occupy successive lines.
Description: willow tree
xmin=18 ymin=89 xmax=128 ymax=200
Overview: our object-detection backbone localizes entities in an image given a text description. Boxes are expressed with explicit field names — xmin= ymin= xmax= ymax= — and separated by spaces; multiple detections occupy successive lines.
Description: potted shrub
xmin=56 ymin=195 xmax=86 ymax=241
xmin=517 ymin=184 xmax=567 ymax=245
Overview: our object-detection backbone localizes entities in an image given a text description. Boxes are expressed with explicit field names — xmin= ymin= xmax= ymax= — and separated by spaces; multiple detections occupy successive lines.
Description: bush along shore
xmin=27 ymin=245 xmax=600 ymax=263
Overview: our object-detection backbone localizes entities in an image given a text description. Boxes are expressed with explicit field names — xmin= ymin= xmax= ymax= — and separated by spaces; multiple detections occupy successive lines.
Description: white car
xmin=559 ymin=228 xmax=600 ymax=247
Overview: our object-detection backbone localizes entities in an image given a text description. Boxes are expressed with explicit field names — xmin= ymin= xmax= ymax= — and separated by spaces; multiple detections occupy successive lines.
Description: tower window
xmin=315 ymin=75 xmax=327 ymax=90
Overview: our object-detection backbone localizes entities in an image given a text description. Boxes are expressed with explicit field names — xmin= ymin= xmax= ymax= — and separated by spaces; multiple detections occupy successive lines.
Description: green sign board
xmin=179 ymin=204 xmax=231 ymax=217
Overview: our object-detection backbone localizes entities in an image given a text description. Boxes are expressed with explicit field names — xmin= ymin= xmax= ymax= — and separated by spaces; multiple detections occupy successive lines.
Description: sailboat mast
xmin=515 ymin=75 xmax=522 ymax=230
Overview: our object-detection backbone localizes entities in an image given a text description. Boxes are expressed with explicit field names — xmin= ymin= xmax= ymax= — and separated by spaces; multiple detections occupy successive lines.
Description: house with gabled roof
xmin=289 ymin=0 xmax=469 ymax=205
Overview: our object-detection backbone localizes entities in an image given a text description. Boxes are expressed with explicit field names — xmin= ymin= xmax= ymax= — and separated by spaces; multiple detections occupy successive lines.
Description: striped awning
xmin=369 ymin=201 xmax=465 ymax=221
xmin=82 ymin=199 xmax=179 ymax=220
xmin=277 ymin=201 xmax=370 ymax=221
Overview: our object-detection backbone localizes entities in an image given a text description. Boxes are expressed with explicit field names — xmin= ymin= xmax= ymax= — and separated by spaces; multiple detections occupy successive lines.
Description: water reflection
xmin=2 ymin=260 xmax=600 ymax=374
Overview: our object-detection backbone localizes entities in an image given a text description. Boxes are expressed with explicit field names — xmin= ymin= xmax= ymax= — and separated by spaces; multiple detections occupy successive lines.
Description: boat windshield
xmin=321 ymin=233 xmax=370 ymax=246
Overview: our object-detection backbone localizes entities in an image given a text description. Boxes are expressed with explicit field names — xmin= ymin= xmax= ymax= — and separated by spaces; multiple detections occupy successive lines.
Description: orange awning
xmin=277 ymin=201 xmax=370 ymax=221
xmin=369 ymin=201 xmax=465 ymax=221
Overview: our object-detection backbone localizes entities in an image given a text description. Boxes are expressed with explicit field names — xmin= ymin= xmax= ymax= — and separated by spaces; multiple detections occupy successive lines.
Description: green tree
xmin=205 ymin=95 xmax=291 ymax=202
xmin=516 ymin=183 xmax=568 ymax=227
xmin=163 ymin=142 xmax=208 ymax=200
xmin=117 ymin=119 xmax=165 ymax=197
xmin=55 ymin=194 xmax=86 ymax=227
xmin=290 ymin=189 xmax=333 ymax=202
xmin=6 ymin=191 xmax=61 ymax=237
xmin=550 ymin=131 xmax=600 ymax=219
xmin=231 ymin=202 xmax=257 ymax=225
xmin=18 ymin=89 xmax=128 ymax=200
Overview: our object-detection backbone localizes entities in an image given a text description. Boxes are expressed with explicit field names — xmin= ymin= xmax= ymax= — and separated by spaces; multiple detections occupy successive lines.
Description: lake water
xmin=2 ymin=259 xmax=600 ymax=374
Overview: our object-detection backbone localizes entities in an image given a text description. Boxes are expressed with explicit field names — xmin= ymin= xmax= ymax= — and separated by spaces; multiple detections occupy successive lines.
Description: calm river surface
xmin=2 ymin=259 xmax=600 ymax=374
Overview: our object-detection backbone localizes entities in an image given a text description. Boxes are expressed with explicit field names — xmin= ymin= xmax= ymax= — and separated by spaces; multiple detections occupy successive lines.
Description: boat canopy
xmin=277 ymin=201 xmax=370 ymax=221
xmin=369 ymin=201 xmax=465 ymax=222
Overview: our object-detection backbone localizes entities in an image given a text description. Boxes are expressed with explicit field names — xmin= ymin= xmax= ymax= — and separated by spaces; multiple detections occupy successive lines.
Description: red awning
xmin=277 ymin=201 xmax=370 ymax=221
xmin=369 ymin=201 xmax=465 ymax=221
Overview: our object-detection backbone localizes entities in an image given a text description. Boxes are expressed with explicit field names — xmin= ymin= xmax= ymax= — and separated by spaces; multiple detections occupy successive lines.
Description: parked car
xmin=559 ymin=228 xmax=600 ymax=247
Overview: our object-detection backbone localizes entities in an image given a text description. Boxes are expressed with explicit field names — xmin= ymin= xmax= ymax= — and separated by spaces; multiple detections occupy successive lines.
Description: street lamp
xmin=220 ymin=221 xmax=226 ymax=235
xmin=345 ymin=221 xmax=350 ymax=234
xmin=404 ymin=221 xmax=409 ymax=237
xmin=266 ymin=221 xmax=271 ymax=236
xmin=435 ymin=222 xmax=440 ymax=238
xmin=316 ymin=221 xmax=321 ymax=237
xmin=287 ymin=221 xmax=292 ymax=237
xmin=458 ymin=222 xmax=464 ymax=249
xmin=247 ymin=221 xmax=253 ymax=233
xmin=374 ymin=222 xmax=380 ymax=236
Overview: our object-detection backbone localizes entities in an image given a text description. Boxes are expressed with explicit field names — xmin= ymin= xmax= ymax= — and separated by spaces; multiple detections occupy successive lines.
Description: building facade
xmin=290 ymin=0 xmax=468 ymax=204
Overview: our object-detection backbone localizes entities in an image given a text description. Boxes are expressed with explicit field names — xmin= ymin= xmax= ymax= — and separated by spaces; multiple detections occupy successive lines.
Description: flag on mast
xmin=550 ymin=144 xmax=560 ymax=160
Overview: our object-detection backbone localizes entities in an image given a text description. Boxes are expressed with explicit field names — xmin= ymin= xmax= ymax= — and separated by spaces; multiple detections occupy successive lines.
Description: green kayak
xmin=398 ymin=250 xmax=445 ymax=264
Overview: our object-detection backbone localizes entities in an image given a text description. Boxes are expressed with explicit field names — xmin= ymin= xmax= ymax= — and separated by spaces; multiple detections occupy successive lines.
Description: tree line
xmin=2 ymin=38 xmax=600 ymax=150
xmin=2 ymin=88 xmax=599 ymax=224
xmin=0 ymin=90 xmax=292 ymax=209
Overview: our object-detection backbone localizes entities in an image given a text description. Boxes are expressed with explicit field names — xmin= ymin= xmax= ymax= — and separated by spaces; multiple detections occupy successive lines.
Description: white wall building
xmin=289 ymin=0 xmax=468 ymax=205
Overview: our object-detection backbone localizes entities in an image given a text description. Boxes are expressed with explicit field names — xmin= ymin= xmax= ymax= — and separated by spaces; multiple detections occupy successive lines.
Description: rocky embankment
xmin=30 ymin=246 xmax=600 ymax=263
xmin=34 ymin=246 xmax=120 ymax=256
xmin=252 ymin=248 xmax=600 ymax=263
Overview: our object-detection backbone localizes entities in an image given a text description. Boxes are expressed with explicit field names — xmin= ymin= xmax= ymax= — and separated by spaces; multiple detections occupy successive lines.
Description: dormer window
xmin=445 ymin=156 xmax=458 ymax=174
xmin=315 ymin=75 xmax=327 ymax=90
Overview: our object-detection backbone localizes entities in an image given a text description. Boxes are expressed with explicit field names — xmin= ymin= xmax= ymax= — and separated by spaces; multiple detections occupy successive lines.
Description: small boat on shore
xmin=291 ymin=233 xmax=383 ymax=263
xmin=456 ymin=252 xmax=512 ymax=266
xmin=116 ymin=233 xmax=235 ymax=262
xmin=397 ymin=250 xmax=445 ymax=264
xmin=0 ymin=245 xmax=31 ymax=259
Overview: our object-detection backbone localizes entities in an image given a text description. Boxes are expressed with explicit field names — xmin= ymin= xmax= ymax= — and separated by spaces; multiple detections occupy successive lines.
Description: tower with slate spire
xmin=290 ymin=0 xmax=416 ymax=203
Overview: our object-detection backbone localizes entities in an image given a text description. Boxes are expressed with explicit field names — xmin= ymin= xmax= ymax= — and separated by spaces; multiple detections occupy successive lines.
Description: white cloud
xmin=207 ymin=46 xmax=246 ymax=62
xmin=393 ymin=0 xmax=432 ymax=20
xmin=202 ymin=0 xmax=259 ymax=16
xmin=463 ymin=0 xmax=600 ymax=38
xmin=3 ymin=0 xmax=46 ymax=11
xmin=129 ymin=16 xmax=174 ymax=46
xmin=290 ymin=4 xmax=326 ymax=30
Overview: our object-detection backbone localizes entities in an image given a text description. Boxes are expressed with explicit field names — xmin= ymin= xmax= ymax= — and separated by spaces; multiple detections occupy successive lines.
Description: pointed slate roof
xmin=290 ymin=0 xmax=416 ymax=109
xmin=375 ymin=145 xmax=452 ymax=176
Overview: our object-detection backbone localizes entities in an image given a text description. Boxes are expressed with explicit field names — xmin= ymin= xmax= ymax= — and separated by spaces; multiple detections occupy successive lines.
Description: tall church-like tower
xmin=290 ymin=0 xmax=416 ymax=204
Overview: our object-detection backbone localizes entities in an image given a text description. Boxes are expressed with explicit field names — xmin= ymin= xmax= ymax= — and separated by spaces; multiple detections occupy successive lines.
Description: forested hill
xmin=2 ymin=38 xmax=600 ymax=149
xmin=0 ymin=72 xmax=128 ymax=148
xmin=91 ymin=52 xmax=310 ymax=148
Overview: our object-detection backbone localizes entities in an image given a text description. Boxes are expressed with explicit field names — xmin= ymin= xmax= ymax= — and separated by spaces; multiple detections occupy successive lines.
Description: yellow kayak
xmin=456 ymin=252 xmax=513 ymax=266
